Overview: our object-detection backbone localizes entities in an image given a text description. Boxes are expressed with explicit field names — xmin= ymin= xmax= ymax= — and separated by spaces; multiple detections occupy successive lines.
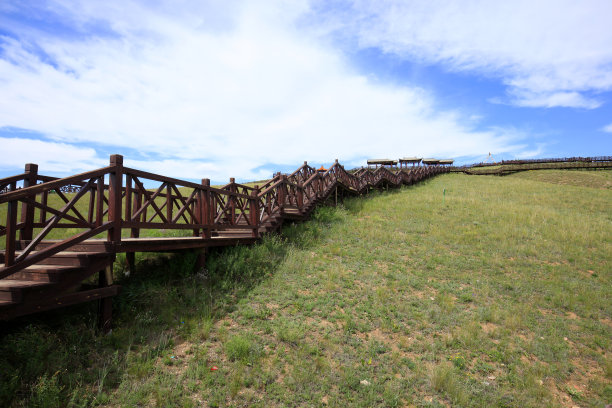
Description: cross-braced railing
xmin=1 ymin=154 xmax=451 ymax=278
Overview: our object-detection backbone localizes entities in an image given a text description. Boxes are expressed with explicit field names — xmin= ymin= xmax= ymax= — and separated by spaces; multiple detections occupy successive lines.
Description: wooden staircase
xmin=0 ymin=246 xmax=117 ymax=321
xmin=1 ymin=155 xmax=450 ymax=329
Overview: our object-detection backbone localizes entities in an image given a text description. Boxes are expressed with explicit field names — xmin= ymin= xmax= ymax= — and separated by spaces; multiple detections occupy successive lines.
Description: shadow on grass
xmin=0 ymin=205 xmax=346 ymax=407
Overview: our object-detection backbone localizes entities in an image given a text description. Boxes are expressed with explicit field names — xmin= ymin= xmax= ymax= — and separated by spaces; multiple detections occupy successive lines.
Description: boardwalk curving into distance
xmin=0 ymin=155 xmax=449 ymax=329
xmin=454 ymin=156 xmax=612 ymax=175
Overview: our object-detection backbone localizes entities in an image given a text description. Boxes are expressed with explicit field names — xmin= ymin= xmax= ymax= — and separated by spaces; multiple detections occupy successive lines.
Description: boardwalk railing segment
xmin=455 ymin=156 xmax=612 ymax=175
xmin=0 ymin=154 xmax=449 ymax=326
xmin=467 ymin=156 xmax=612 ymax=168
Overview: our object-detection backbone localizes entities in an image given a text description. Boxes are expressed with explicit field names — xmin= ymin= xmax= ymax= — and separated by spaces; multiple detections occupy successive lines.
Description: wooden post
xmin=335 ymin=185 xmax=338 ymax=207
xmin=20 ymin=163 xmax=38 ymax=241
xmin=250 ymin=185 xmax=260 ymax=238
xmin=125 ymin=175 xmax=132 ymax=227
xmin=230 ymin=178 xmax=237 ymax=225
xmin=297 ymin=183 xmax=304 ymax=210
xmin=98 ymin=265 xmax=113 ymax=333
xmin=95 ymin=176 xmax=104 ymax=227
xmin=195 ymin=249 xmax=207 ymax=272
xmin=5 ymin=199 xmax=18 ymax=267
xmin=123 ymin=174 xmax=136 ymax=274
xmin=108 ymin=155 xmax=123 ymax=244
xmin=88 ymin=179 xmax=96 ymax=225
xmin=40 ymin=189 xmax=48 ymax=225
xmin=201 ymin=179 xmax=211 ymax=238
xmin=126 ymin=252 xmax=135 ymax=275
xmin=278 ymin=175 xmax=286 ymax=209
xmin=132 ymin=189 xmax=142 ymax=238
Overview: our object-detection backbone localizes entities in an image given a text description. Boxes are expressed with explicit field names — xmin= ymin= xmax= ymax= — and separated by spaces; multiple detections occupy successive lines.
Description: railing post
xmin=96 ymin=176 xmax=104 ymax=227
xmin=5 ymin=199 xmax=18 ymax=266
xmin=201 ymin=179 xmax=211 ymax=239
xmin=131 ymin=188 xmax=142 ymax=238
xmin=250 ymin=185 xmax=260 ymax=238
xmin=229 ymin=177 xmax=236 ymax=225
xmin=297 ymin=182 xmax=304 ymax=210
xmin=20 ymin=163 xmax=38 ymax=241
xmin=124 ymin=174 xmax=136 ymax=274
xmin=125 ymin=174 xmax=132 ymax=229
xmin=108 ymin=154 xmax=123 ymax=244
xmin=278 ymin=175 xmax=286 ymax=209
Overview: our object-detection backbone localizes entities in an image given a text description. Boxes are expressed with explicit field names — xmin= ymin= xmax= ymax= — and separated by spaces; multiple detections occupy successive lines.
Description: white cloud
xmin=0 ymin=137 xmax=105 ymax=173
xmin=0 ymin=0 xmax=532 ymax=180
xmin=315 ymin=0 xmax=612 ymax=109
xmin=504 ymin=90 xmax=602 ymax=109
xmin=602 ymin=123 xmax=612 ymax=133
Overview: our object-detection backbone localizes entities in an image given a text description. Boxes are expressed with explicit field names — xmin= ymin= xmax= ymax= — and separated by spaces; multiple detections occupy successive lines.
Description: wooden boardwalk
xmin=454 ymin=156 xmax=612 ymax=175
xmin=0 ymin=156 xmax=448 ymax=329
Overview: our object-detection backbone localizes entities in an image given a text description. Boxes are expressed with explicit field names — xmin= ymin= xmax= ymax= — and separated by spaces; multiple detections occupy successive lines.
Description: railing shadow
xmin=0 ymin=203 xmax=347 ymax=406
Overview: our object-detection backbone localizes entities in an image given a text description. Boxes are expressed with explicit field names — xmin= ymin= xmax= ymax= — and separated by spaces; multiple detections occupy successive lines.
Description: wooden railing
xmin=459 ymin=156 xmax=612 ymax=169
xmin=1 ymin=155 xmax=449 ymax=278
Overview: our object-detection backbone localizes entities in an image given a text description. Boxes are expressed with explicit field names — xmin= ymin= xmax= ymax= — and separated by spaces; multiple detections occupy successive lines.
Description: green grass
xmin=509 ymin=168 xmax=612 ymax=189
xmin=1 ymin=170 xmax=611 ymax=407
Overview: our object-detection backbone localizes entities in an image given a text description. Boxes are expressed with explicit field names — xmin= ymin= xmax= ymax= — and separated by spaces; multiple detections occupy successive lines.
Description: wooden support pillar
xmin=195 ymin=248 xmax=207 ymax=273
xmin=98 ymin=265 xmax=113 ymax=333
xmin=20 ymin=163 xmax=38 ymax=241
xmin=297 ymin=183 xmax=304 ymax=210
xmin=126 ymin=252 xmax=136 ymax=275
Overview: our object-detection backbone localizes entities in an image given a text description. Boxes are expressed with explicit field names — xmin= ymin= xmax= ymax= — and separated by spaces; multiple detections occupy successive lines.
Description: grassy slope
xmin=1 ymin=170 xmax=611 ymax=407
xmin=510 ymin=169 xmax=612 ymax=189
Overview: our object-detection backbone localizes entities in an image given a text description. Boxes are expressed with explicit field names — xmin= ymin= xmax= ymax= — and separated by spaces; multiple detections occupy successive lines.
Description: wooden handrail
xmin=0 ymin=167 xmax=113 ymax=203
xmin=1 ymin=154 xmax=454 ymax=278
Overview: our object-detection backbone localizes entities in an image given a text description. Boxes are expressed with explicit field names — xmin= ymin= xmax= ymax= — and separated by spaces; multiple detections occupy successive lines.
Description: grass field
xmin=1 ymin=170 xmax=611 ymax=407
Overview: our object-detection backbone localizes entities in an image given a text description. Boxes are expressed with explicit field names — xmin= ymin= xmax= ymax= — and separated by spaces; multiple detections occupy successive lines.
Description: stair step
xmin=6 ymin=264 xmax=84 ymax=282
xmin=15 ymin=240 xmax=111 ymax=252
xmin=0 ymin=299 xmax=17 ymax=307
xmin=3 ymin=251 xmax=107 ymax=266
xmin=0 ymin=280 xmax=54 ymax=302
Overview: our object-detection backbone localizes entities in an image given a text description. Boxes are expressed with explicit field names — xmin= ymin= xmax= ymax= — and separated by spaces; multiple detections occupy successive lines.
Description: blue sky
xmin=1 ymin=0 xmax=611 ymax=184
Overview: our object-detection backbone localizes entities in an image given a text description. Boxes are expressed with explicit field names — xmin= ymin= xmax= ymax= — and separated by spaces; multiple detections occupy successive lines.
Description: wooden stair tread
xmin=120 ymin=237 xmax=207 ymax=242
xmin=19 ymin=251 xmax=107 ymax=257
xmin=23 ymin=264 xmax=81 ymax=271
xmin=0 ymin=280 xmax=52 ymax=289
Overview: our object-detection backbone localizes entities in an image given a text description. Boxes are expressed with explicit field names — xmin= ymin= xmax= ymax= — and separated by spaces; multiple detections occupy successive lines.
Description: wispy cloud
xmin=313 ymin=0 xmax=612 ymax=109
xmin=0 ymin=136 xmax=104 ymax=173
xmin=602 ymin=123 xmax=612 ymax=133
xmin=1 ymin=0 xmax=533 ymax=180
